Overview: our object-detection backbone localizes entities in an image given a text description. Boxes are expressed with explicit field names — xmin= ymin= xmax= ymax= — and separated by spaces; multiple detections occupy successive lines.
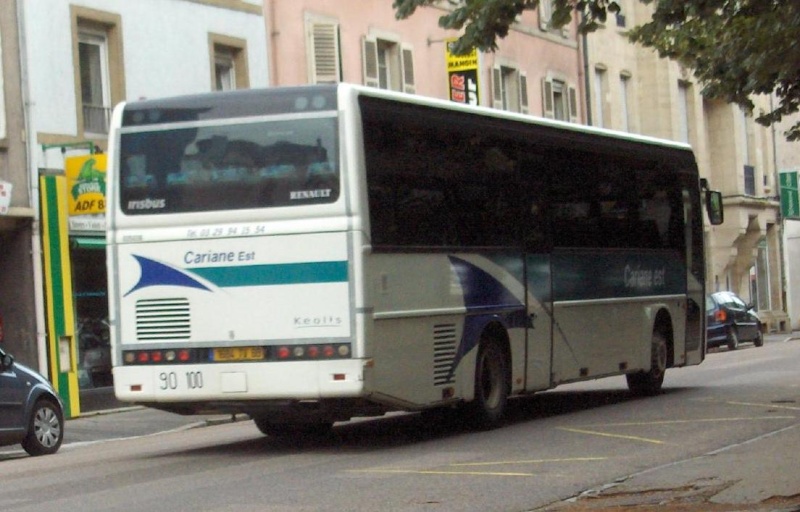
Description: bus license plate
xmin=213 ymin=347 xmax=265 ymax=362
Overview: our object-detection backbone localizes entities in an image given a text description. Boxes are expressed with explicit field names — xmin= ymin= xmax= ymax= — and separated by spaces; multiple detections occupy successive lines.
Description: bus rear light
xmin=122 ymin=344 xmax=351 ymax=365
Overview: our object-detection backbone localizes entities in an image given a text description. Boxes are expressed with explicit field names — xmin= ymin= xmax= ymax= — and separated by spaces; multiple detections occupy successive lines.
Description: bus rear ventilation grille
xmin=135 ymin=297 xmax=191 ymax=341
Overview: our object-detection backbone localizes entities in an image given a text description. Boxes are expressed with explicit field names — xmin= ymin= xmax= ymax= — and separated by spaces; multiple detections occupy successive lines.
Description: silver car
xmin=0 ymin=347 xmax=65 ymax=455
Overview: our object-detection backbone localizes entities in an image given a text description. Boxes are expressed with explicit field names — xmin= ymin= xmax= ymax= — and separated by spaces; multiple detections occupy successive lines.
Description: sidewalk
xmin=541 ymin=422 xmax=800 ymax=511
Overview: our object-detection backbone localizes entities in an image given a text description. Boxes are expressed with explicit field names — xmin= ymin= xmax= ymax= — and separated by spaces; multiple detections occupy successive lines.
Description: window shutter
xmin=568 ymin=85 xmax=579 ymax=122
xmin=542 ymin=78 xmax=554 ymax=119
xmin=309 ymin=22 xmax=340 ymax=84
xmin=362 ymin=36 xmax=379 ymax=88
xmin=491 ymin=66 xmax=503 ymax=109
xmin=401 ymin=44 xmax=415 ymax=94
xmin=539 ymin=2 xmax=551 ymax=30
xmin=519 ymin=73 xmax=529 ymax=114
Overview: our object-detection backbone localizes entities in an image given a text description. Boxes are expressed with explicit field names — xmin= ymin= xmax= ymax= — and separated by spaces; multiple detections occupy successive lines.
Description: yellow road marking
xmin=558 ymin=427 xmax=666 ymax=444
xmin=450 ymin=457 xmax=607 ymax=467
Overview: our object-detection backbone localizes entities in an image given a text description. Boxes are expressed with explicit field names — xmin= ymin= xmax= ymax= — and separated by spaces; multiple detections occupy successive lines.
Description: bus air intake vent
xmin=135 ymin=298 xmax=191 ymax=341
xmin=433 ymin=323 xmax=457 ymax=386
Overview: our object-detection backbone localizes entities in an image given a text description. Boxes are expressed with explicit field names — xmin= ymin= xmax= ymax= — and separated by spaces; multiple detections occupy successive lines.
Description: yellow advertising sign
xmin=445 ymin=38 xmax=480 ymax=105
xmin=65 ymin=155 xmax=107 ymax=216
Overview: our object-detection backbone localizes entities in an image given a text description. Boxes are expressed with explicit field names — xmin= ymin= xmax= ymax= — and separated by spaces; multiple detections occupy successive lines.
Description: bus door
xmin=682 ymin=185 xmax=705 ymax=365
xmin=525 ymin=253 xmax=553 ymax=391
xmin=522 ymin=168 xmax=553 ymax=391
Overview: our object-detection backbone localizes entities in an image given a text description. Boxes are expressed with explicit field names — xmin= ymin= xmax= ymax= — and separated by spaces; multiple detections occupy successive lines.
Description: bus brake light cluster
xmin=122 ymin=343 xmax=351 ymax=365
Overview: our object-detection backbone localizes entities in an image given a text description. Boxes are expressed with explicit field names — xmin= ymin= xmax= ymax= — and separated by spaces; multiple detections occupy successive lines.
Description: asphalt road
xmin=1 ymin=334 xmax=799 ymax=512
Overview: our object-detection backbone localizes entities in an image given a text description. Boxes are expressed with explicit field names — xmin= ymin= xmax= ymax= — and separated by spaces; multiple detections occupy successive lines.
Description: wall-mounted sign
xmin=445 ymin=39 xmax=480 ymax=106
xmin=65 ymin=155 xmax=107 ymax=232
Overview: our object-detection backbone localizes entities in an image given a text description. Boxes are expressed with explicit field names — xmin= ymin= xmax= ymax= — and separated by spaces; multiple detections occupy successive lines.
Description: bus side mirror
xmin=706 ymin=190 xmax=724 ymax=225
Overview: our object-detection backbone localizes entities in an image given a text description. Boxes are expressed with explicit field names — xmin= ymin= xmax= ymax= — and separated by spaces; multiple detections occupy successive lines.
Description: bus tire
xmin=626 ymin=331 xmax=667 ymax=397
xmin=465 ymin=337 xmax=509 ymax=430
xmin=253 ymin=417 xmax=333 ymax=438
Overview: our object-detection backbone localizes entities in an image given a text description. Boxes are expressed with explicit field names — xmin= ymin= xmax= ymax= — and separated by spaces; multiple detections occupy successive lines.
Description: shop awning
xmin=70 ymin=236 xmax=106 ymax=249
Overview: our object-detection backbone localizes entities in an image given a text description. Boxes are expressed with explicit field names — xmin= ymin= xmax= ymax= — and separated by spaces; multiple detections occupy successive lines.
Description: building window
xmin=593 ymin=66 xmax=608 ymax=128
xmin=362 ymin=35 xmax=415 ymax=93
xmin=72 ymin=7 xmax=124 ymax=139
xmin=678 ymin=81 xmax=691 ymax=143
xmin=491 ymin=65 xmax=528 ymax=114
xmin=78 ymin=30 xmax=110 ymax=134
xmin=543 ymin=77 xmax=578 ymax=122
xmin=620 ymin=74 xmax=631 ymax=132
xmin=214 ymin=49 xmax=235 ymax=91
xmin=306 ymin=16 xmax=341 ymax=84
xmin=209 ymin=34 xmax=248 ymax=91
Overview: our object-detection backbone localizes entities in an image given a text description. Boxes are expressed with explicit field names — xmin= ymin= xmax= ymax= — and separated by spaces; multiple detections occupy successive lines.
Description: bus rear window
xmin=119 ymin=116 xmax=339 ymax=214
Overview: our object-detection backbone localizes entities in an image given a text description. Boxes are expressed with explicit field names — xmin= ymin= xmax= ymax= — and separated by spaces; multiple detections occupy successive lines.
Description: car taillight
xmin=715 ymin=310 xmax=727 ymax=322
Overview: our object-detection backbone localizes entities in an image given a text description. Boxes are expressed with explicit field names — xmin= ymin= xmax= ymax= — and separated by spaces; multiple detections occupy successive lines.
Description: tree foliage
xmin=393 ymin=0 xmax=800 ymax=140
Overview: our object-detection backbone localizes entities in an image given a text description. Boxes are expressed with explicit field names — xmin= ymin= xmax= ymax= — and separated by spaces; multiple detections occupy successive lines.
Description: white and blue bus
xmin=106 ymin=84 xmax=723 ymax=435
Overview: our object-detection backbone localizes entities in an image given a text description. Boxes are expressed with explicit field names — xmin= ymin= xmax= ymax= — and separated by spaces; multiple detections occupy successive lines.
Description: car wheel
xmin=753 ymin=329 xmax=764 ymax=347
xmin=21 ymin=398 xmax=64 ymax=456
xmin=627 ymin=331 xmax=667 ymax=396
xmin=727 ymin=328 xmax=740 ymax=351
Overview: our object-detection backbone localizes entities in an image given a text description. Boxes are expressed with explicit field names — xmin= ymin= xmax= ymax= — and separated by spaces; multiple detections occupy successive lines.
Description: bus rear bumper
xmin=113 ymin=358 xmax=367 ymax=408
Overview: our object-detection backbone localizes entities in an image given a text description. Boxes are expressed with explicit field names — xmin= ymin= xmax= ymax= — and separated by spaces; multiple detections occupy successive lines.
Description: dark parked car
xmin=706 ymin=291 xmax=764 ymax=351
xmin=0 ymin=347 xmax=64 ymax=455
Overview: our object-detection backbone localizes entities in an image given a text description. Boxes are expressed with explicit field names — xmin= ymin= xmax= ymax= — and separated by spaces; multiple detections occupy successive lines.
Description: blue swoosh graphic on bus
xmin=125 ymin=255 xmax=212 ymax=296
xmin=448 ymin=256 xmax=523 ymax=312
xmin=448 ymin=256 xmax=528 ymax=379
xmin=125 ymin=256 xmax=349 ymax=295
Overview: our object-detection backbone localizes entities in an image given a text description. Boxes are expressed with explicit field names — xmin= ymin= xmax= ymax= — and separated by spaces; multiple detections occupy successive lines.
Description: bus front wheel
xmin=626 ymin=331 xmax=667 ymax=396
xmin=465 ymin=337 xmax=509 ymax=430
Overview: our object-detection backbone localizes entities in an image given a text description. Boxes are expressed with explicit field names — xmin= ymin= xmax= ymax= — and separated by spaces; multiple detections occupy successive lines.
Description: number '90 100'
xmin=158 ymin=371 xmax=203 ymax=390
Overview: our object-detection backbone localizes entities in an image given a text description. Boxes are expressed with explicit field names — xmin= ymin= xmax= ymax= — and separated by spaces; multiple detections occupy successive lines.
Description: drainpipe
xmin=771 ymin=94 xmax=790 ymax=329
xmin=267 ymin=0 xmax=278 ymax=85
xmin=580 ymin=13 xmax=592 ymax=126
xmin=16 ymin=0 xmax=47 ymax=376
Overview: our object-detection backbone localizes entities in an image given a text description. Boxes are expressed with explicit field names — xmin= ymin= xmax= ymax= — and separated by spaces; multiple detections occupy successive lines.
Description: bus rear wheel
xmin=465 ymin=337 xmax=509 ymax=430
xmin=626 ymin=331 xmax=667 ymax=396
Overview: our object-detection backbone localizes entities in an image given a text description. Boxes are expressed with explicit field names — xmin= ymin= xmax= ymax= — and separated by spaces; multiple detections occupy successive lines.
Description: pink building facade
xmin=265 ymin=0 xmax=583 ymax=122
